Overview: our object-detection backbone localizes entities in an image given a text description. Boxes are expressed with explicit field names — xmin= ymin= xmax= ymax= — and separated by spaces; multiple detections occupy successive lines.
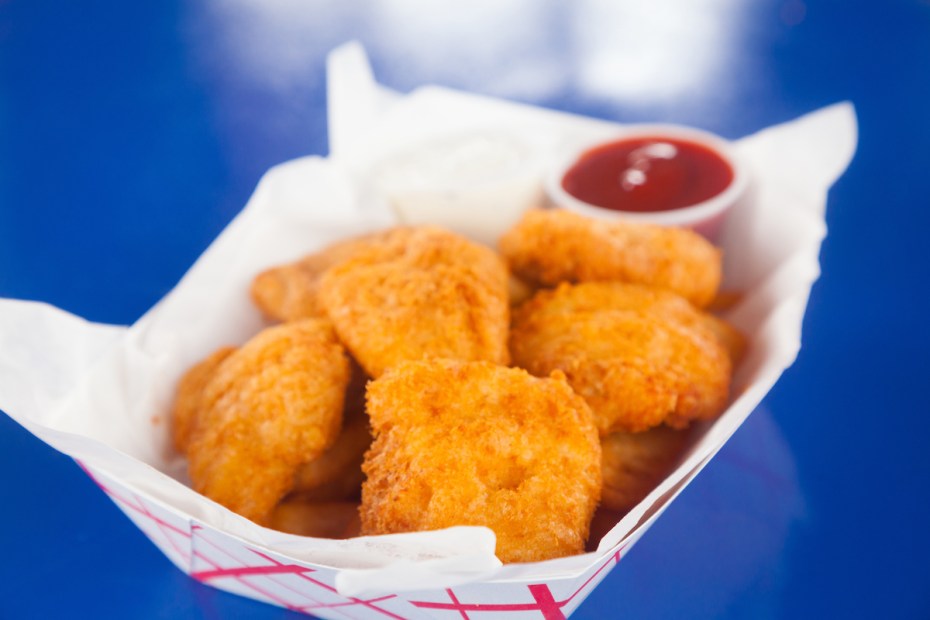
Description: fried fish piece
xmin=291 ymin=410 xmax=371 ymax=501
xmin=187 ymin=320 xmax=350 ymax=524
xmin=250 ymin=262 xmax=321 ymax=322
xmin=291 ymin=362 xmax=370 ymax=501
xmin=499 ymin=209 xmax=722 ymax=308
xmin=705 ymin=313 xmax=748 ymax=367
xmin=253 ymin=228 xmax=529 ymax=323
xmin=361 ymin=360 xmax=601 ymax=563
xmin=511 ymin=282 xmax=733 ymax=434
xmin=600 ymin=427 xmax=692 ymax=513
xmin=250 ymin=232 xmax=389 ymax=322
xmin=516 ymin=280 xmax=746 ymax=364
xmin=319 ymin=227 xmax=510 ymax=377
xmin=170 ymin=346 xmax=235 ymax=455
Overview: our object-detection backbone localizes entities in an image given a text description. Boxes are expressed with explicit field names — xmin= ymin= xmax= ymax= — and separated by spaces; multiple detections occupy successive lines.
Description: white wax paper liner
xmin=0 ymin=41 xmax=856 ymax=612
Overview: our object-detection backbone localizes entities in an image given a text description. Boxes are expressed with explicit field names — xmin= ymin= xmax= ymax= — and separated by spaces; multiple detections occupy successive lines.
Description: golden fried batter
xmin=519 ymin=281 xmax=745 ymax=364
xmin=290 ymin=361 xmax=370 ymax=500
xmin=499 ymin=209 xmax=722 ymax=307
xmin=187 ymin=320 xmax=350 ymax=524
xmin=269 ymin=499 xmax=361 ymax=539
xmin=170 ymin=346 xmax=235 ymax=455
xmin=250 ymin=262 xmax=321 ymax=322
xmin=291 ymin=410 xmax=371 ymax=501
xmin=250 ymin=232 xmax=389 ymax=322
xmin=360 ymin=359 xmax=601 ymax=563
xmin=319 ymin=227 xmax=510 ymax=377
xmin=600 ymin=427 xmax=692 ymax=512
xmin=705 ymin=314 xmax=747 ymax=366
xmin=511 ymin=282 xmax=733 ymax=434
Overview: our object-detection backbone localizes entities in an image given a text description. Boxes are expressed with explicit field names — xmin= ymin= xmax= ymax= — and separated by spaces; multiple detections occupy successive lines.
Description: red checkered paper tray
xmin=0 ymin=43 xmax=856 ymax=618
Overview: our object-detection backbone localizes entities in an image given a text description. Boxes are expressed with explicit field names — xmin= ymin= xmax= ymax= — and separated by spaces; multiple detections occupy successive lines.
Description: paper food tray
xmin=0 ymin=42 xmax=856 ymax=618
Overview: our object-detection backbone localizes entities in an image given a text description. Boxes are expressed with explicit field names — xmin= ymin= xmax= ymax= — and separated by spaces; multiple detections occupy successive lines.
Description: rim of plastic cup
xmin=545 ymin=124 xmax=748 ymax=228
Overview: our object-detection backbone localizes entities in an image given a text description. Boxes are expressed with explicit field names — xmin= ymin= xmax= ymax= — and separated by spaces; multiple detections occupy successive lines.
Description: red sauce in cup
xmin=561 ymin=137 xmax=734 ymax=213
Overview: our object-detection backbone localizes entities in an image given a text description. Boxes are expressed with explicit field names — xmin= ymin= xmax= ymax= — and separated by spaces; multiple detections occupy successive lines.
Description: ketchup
xmin=561 ymin=137 xmax=734 ymax=213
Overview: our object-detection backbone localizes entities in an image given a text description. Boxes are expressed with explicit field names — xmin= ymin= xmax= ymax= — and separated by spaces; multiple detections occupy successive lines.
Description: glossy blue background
xmin=2 ymin=1 xmax=929 ymax=618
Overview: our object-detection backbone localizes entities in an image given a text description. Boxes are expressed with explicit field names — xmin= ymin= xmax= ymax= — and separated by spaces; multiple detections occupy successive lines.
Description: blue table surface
xmin=2 ymin=1 xmax=929 ymax=618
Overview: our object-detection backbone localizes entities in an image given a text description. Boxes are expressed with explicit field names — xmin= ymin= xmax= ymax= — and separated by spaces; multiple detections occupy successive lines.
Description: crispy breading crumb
xmin=187 ymin=320 xmax=350 ymax=524
xmin=499 ymin=209 xmax=722 ymax=307
xmin=511 ymin=282 xmax=733 ymax=434
xmin=360 ymin=359 xmax=601 ymax=563
xmin=319 ymin=227 xmax=510 ymax=377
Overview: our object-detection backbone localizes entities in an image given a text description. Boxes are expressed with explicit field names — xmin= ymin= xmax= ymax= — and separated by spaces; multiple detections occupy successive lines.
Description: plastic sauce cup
xmin=545 ymin=124 xmax=748 ymax=241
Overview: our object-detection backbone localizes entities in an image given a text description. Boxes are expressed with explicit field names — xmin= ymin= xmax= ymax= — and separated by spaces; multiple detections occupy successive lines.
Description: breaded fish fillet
xmin=499 ymin=209 xmax=722 ymax=307
xmin=170 ymin=346 xmax=235 ymax=455
xmin=511 ymin=282 xmax=733 ymax=434
xmin=253 ymin=228 xmax=532 ymax=324
xmin=520 ymin=280 xmax=746 ymax=364
xmin=360 ymin=359 xmax=601 ymax=563
xmin=290 ymin=362 xmax=370 ymax=501
xmin=187 ymin=320 xmax=350 ymax=524
xmin=600 ymin=427 xmax=692 ymax=512
xmin=250 ymin=232 xmax=389 ymax=322
xmin=291 ymin=411 xmax=371 ymax=502
xmin=319 ymin=227 xmax=510 ymax=377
